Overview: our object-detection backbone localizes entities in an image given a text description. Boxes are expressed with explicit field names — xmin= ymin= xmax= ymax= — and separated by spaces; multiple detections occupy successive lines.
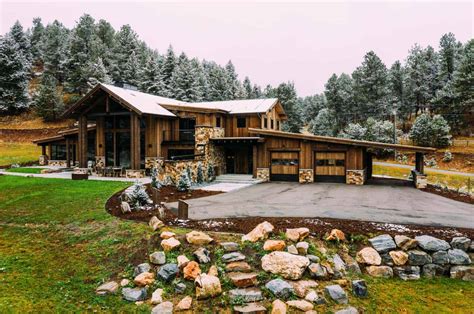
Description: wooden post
xmin=66 ymin=138 xmax=71 ymax=168
xmin=77 ymin=115 xmax=88 ymax=167
xmin=366 ymin=152 xmax=373 ymax=179
xmin=130 ymin=113 xmax=141 ymax=170
xmin=178 ymin=200 xmax=189 ymax=219
xmin=415 ymin=152 xmax=424 ymax=174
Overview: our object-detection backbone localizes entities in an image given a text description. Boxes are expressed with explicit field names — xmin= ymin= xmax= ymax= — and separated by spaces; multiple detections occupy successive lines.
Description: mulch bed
xmin=423 ymin=184 xmax=474 ymax=204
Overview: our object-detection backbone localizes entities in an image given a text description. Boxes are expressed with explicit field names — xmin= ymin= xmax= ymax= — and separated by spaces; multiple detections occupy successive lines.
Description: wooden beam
xmin=130 ymin=113 xmax=141 ymax=169
xmin=66 ymin=138 xmax=71 ymax=168
xmin=77 ymin=115 xmax=88 ymax=167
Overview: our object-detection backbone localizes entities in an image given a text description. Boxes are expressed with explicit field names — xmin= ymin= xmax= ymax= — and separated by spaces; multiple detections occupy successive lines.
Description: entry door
xmin=315 ymin=152 xmax=345 ymax=182
xmin=270 ymin=151 xmax=299 ymax=181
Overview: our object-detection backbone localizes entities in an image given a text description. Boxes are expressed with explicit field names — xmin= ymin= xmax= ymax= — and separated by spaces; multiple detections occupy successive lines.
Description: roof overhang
xmin=210 ymin=137 xmax=264 ymax=145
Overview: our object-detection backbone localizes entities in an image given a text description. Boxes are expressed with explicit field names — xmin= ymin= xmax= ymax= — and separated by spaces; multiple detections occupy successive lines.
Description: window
xmin=271 ymin=158 xmax=299 ymax=166
xmin=271 ymin=119 xmax=274 ymax=129
xmin=216 ymin=117 xmax=221 ymax=128
xmin=237 ymin=116 xmax=246 ymax=128
xmin=264 ymin=118 xmax=268 ymax=129
xmin=277 ymin=121 xmax=280 ymax=130
xmin=316 ymin=159 xmax=345 ymax=167
xmin=51 ymin=144 xmax=67 ymax=160
xmin=168 ymin=149 xmax=195 ymax=160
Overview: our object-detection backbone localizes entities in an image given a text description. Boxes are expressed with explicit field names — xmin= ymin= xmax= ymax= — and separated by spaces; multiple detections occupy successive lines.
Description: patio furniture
xmin=113 ymin=167 xmax=123 ymax=177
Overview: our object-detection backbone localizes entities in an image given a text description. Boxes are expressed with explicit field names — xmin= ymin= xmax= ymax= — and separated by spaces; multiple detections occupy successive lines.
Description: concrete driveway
xmin=182 ymin=180 xmax=474 ymax=229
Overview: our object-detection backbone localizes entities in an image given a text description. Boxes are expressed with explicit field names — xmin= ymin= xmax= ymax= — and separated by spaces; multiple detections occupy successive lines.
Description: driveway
xmin=182 ymin=181 xmax=474 ymax=229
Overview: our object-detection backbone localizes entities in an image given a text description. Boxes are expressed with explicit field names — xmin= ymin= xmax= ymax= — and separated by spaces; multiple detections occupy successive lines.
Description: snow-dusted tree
xmin=364 ymin=118 xmax=397 ymax=144
xmin=95 ymin=19 xmax=116 ymax=70
xmin=324 ymin=73 xmax=354 ymax=129
xmin=128 ymin=181 xmax=151 ymax=209
xmin=225 ymin=60 xmax=239 ymax=99
xmin=189 ymin=58 xmax=206 ymax=101
xmin=339 ymin=123 xmax=367 ymax=140
xmin=177 ymin=170 xmax=191 ymax=192
xmin=33 ymin=73 xmax=64 ymax=121
xmin=207 ymin=163 xmax=215 ymax=182
xmin=110 ymin=24 xmax=139 ymax=82
xmin=206 ymin=62 xmax=231 ymax=101
xmin=298 ymin=94 xmax=327 ymax=124
xmin=405 ymin=45 xmax=432 ymax=116
xmin=150 ymin=167 xmax=161 ymax=189
xmin=123 ymin=51 xmax=139 ymax=86
xmin=29 ymin=17 xmax=45 ymax=66
xmin=430 ymin=115 xmax=452 ymax=147
xmin=159 ymin=45 xmax=176 ymax=97
xmin=242 ymin=76 xmax=253 ymax=98
xmin=196 ymin=162 xmax=204 ymax=184
xmin=309 ymin=108 xmax=335 ymax=136
xmin=41 ymin=20 xmax=69 ymax=82
xmin=408 ymin=114 xmax=433 ymax=147
xmin=139 ymin=53 xmax=161 ymax=94
xmin=266 ymin=82 xmax=302 ymax=133
xmin=0 ymin=35 xmax=30 ymax=114
xmin=86 ymin=57 xmax=112 ymax=88
xmin=9 ymin=21 xmax=31 ymax=66
xmin=170 ymin=53 xmax=204 ymax=101
xmin=388 ymin=61 xmax=408 ymax=122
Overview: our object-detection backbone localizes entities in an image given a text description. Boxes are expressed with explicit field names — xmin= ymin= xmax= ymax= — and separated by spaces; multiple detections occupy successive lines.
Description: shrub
xmin=186 ymin=166 xmax=192 ymax=183
xmin=207 ymin=163 xmax=215 ymax=182
xmin=443 ymin=150 xmax=453 ymax=162
xmin=150 ymin=167 xmax=161 ymax=189
xmin=425 ymin=157 xmax=438 ymax=168
xmin=309 ymin=108 xmax=336 ymax=136
xmin=127 ymin=181 xmax=151 ymax=209
xmin=196 ymin=162 xmax=204 ymax=184
xmin=177 ymin=170 xmax=191 ymax=192
xmin=409 ymin=114 xmax=452 ymax=148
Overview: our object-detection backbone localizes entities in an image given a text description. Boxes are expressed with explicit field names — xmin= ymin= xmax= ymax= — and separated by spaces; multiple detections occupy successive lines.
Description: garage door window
xmin=316 ymin=159 xmax=345 ymax=167
xmin=271 ymin=158 xmax=299 ymax=166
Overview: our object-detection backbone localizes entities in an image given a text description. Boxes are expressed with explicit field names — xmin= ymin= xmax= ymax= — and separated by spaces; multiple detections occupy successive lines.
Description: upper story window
xmin=271 ymin=119 xmax=274 ymax=129
xmin=264 ymin=118 xmax=268 ymax=129
xmin=216 ymin=117 xmax=221 ymax=128
xmin=237 ymin=116 xmax=246 ymax=128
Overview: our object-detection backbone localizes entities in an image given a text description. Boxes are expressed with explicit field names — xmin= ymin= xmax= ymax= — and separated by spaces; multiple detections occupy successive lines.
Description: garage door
xmin=315 ymin=152 xmax=346 ymax=183
xmin=270 ymin=151 xmax=299 ymax=181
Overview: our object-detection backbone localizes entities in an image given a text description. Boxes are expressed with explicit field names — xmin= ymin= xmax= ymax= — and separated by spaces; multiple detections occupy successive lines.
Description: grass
xmin=5 ymin=167 xmax=45 ymax=174
xmin=0 ymin=142 xmax=41 ymax=167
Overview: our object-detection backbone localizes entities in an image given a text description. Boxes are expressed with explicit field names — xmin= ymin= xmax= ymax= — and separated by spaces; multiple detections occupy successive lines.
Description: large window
xmin=237 ymin=116 xmax=246 ymax=128
xmin=104 ymin=115 xmax=131 ymax=167
xmin=51 ymin=144 xmax=66 ymax=160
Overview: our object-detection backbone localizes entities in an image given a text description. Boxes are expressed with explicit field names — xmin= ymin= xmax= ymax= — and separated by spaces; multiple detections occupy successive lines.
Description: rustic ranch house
xmin=34 ymin=83 xmax=434 ymax=187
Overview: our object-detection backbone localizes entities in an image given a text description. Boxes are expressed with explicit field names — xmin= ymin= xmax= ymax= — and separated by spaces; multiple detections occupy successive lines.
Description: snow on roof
xmin=184 ymin=98 xmax=279 ymax=114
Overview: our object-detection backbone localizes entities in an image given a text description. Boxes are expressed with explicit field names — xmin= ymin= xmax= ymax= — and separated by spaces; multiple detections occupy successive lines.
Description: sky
xmin=1 ymin=0 xmax=472 ymax=96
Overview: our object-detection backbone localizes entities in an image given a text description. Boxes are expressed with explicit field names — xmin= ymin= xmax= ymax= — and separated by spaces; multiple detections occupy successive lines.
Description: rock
xmin=150 ymin=251 xmax=166 ymax=265
xmin=380 ymin=252 xmax=394 ymax=266
xmin=306 ymin=255 xmax=320 ymax=263
xmin=263 ymin=240 xmax=286 ymax=251
xmin=271 ymin=299 xmax=287 ymax=314
xmin=422 ymin=264 xmax=449 ymax=278
xmin=183 ymin=261 xmax=201 ymax=280
xmin=233 ymin=303 xmax=267 ymax=314
xmin=394 ymin=235 xmax=418 ymax=250
xmin=470 ymin=241 xmax=474 ymax=252
xmin=261 ymin=251 xmax=310 ymax=280
xmin=177 ymin=255 xmax=190 ymax=268
xmin=285 ymin=227 xmax=310 ymax=242
xmin=229 ymin=287 xmax=263 ymax=302
xmin=290 ymin=279 xmax=318 ymax=298
xmin=341 ymin=253 xmax=361 ymax=274
xmin=176 ymin=296 xmax=192 ymax=311
xmin=369 ymin=234 xmax=396 ymax=253
xmin=415 ymin=235 xmax=450 ymax=251
xmin=226 ymin=261 xmax=252 ymax=272
xmin=186 ymin=230 xmax=213 ymax=245
xmin=151 ymin=288 xmax=163 ymax=304
xmin=208 ymin=265 xmax=218 ymax=276
xmin=96 ymin=281 xmax=119 ymax=295
xmin=389 ymin=251 xmax=409 ymax=266
xmin=265 ymin=279 xmax=294 ymax=299
xmin=324 ymin=284 xmax=348 ymax=304
xmin=296 ymin=242 xmax=309 ymax=255
xmin=220 ymin=241 xmax=240 ymax=252
xmin=308 ymin=262 xmax=328 ymax=279
xmin=326 ymin=229 xmax=346 ymax=241
xmin=133 ymin=271 xmax=155 ymax=286
xmin=352 ymin=279 xmax=367 ymax=297
xmin=149 ymin=216 xmax=164 ymax=231
xmin=304 ymin=290 xmax=318 ymax=302
xmin=287 ymin=300 xmax=314 ymax=311
xmin=365 ymin=266 xmax=393 ymax=278
xmin=120 ymin=279 xmax=130 ymax=287
xmin=194 ymin=247 xmax=211 ymax=264
xmin=408 ymin=250 xmax=432 ymax=265
xmin=242 ymin=221 xmax=274 ymax=242
xmin=160 ymin=231 xmax=176 ymax=239
xmin=121 ymin=201 xmax=131 ymax=213
xmin=151 ymin=301 xmax=173 ymax=314
xmin=122 ymin=287 xmax=147 ymax=302
xmin=356 ymin=247 xmax=381 ymax=265
xmin=321 ymin=261 xmax=334 ymax=276
xmin=195 ymin=274 xmax=222 ymax=299
xmin=431 ymin=250 xmax=449 ymax=264
xmin=157 ymin=263 xmax=179 ymax=282
xmin=175 ymin=282 xmax=187 ymax=294
xmin=394 ymin=266 xmax=420 ymax=280
xmin=228 ymin=272 xmax=258 ymax=288
xmin=450 ymin=266 xmax=474 ymax=281
xmin=448 ymin=249 xmax=471 ymax=265
xmin=287 ymin=244 xmax=298 ymax=255
xmin=335 ymin=307 xmax=359 ymax=314
xmin=161 ymin=237 xmax=180 ymax=251
xmin=222 ymin=251 xmax=246 ymax=263
xmin=133 ymin=263 xmax=151 ymax=276
xmin=451 ymin=237 xmax=471 ymax=251
xmin=331 ymin=254 xmax=347 ymax=278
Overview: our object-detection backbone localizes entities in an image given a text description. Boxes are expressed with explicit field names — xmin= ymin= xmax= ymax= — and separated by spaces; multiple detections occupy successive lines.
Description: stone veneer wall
xmin=95 ymin=156 xmax=105 ymax=168
xmin=411 ymin=170 xmax=427 ymax=189
xmin=145 ymin=157 xmax=164 ymax=171
xmin=346 ymin=169 xmax=366 ymax=185
xmin=126 ymin=169 xmax=145 ymax=179
xmin=39 ymin=155 xmax=48 ymax=166
xmin=48 ymin=160 xmax=68 ymax=167
xmin=299 ymin=169 xmax=314 ymax=183
xmin=256 ymin=168 xmax=270 ymax=182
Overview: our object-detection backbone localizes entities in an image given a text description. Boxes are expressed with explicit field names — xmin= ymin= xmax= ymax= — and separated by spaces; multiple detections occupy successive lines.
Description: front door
xmin=226 ymin=150 xmax=235 ymax=173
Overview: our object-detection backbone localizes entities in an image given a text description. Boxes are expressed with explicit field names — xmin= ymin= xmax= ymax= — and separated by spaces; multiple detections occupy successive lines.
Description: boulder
xmin=194 ymin=247 xmax=211 ymax=264
xmin=233 ymin=303 xmax=267 ymax=314
xmin=389 ymin=251 xmax=409 ymax=266
xmin=133 ymin=263 xmax=151 ymax=276
xmin=229 ymin=287 xmax=263 ymax=302
xmin=222 ymin=252 xmax=246 ymax=263
xmin=186 ymin=230 xmax=213 ymax=245
xmin=296 ymin=242 xmax=309 ymax=255
xmin=176 ymin=296 xmax=192 ymax=311
xmin=415 ymin=235 xmax=450 ymax=251
xmin=331 ymin=254 xmax=347 ymax=278
xmin=228 ymin=272 xmax=258 ymax=288
xmin=208 ymin=265 xmax=218 ymax=277
xmin=432 ymin=250 xmax=449 ymax=264
xmin=195 ymin=274 xmax=222 ymax=299
xmin=290 ymin=279 xmax=318 ymax=298
xmin=326 ymin=229 xmax=346 ymax=241
xmin=287 ymin=245 xmax=298 ymax=255
xmin=285 ymin=227 xmax=310 ymax=242
xmin=307 ymin=255 xmax=320 ymax=263
xmin=408 ymin=250 xmax=432 ymax=265
xmin=308 ymin=262 xmax=328 ymax=279
xmin=226 ymin=261 xmax=252 ymax=273
xmin=175 ymin=282 xmax=187 ymax=294
xmin=161 ymin=237 xmax=180 ymax=251
xmin=335 ymin=307 xmax=359 ymax=314
xmin=96 ymin=281 xmax=119 ymax=295
xmin=265 ymin=279 xmax=294 ymax=299
xmin=242 ymin=221 xmax=274 ymax=242
xmin=352 ymin=279 xmax=367 ymax=297
xmin=263 ymin=240 xmax=286 ymax=251
xmin=220 ymin=242 xmax=240 ymax=252
xmin=341 ymin=253 xmax=361 ymax=274
xmin=450 ymin=266 xmax=474 ymax=281
xmin=470 ymin=241 xmax=474 ymax=252
xmin=381 ymin=252 xmax=394 ymax=266
xmin=120 ymin=279 xmax=129 ymax=287
xmin=261 ymin=251 xmax=310 ymax=280
xmin=287 ymin=300 xmax=314 ymax=311
xmin=183 ymin=261 xmax=201 ymax=280
xmin=150 ymin=251 xmax=166 ymax=265
xmin=369 ymin=234 xmax=396 ymax=253
xmin=422 ymin=264 xmax=449 ymax=278
xmin=271 ymin=299 xmax=287 ymax=314
xmin=151 ymin=288 xmax=163 ymax=305
xmin=149 ymin=216 xmax=164 ymax=231
xmin=448 ymin=249 xmax=471 ymax=265
xmin=120 ymin=201 xmax=131 ymax=213
xmin=177 ymin=255 xmax=190 ymax=268
xmin=365 ymin=266 xmax=393 ymax=278
xmin=157 ymin=263 xmax=179 ymax=282
xmin=151 ymin=301 xmax=173 ymax=314
xmin=356 ymin=247 xmax=381 ymax=265
xmin=451 ymin=237 xmax=471 ymax=251
xmin=133 ymin=271 xmax=155 ymax=286
xmin=160 ymin=231 xmax=176 ymax=239
xmin=393 ymin=266 xmax=420 ymax=280
xmin=122 ymin=287 xmax=147 ymax=302
xmin=394 ymin=235 xmax=418 ymax=250
xmin=324 ymin=284 xmax=348 ymax=304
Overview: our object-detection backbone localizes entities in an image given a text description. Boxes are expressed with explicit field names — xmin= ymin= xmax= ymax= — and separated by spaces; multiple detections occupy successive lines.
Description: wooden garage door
xmin=270 ymin=151 xmax=299 ymax=181
xmin=315 ymin=152 xmax=346 ymax=182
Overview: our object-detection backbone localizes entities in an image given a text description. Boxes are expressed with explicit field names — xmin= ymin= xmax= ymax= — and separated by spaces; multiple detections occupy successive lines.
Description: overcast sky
xmin=1 ymin=0 xmax=472 ymax=96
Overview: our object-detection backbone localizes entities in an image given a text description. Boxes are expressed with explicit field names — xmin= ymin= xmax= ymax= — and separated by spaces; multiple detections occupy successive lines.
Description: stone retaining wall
xmin=299 ymin=169 xmax=314 ymax=183
xmin=95 ymin=156 xmax=105 ymax=168
xmin=346 ymin=169 xmax=366 ymax=185
xmin=145 ymin=157 xmax=164 ymax=170
xmin=39 ymin=155 xmax=48 ymax=166
xmin=48 ymin=160 xmax=67 ymax=167
xmin=257 ymin=168 xmax=270 ymax=182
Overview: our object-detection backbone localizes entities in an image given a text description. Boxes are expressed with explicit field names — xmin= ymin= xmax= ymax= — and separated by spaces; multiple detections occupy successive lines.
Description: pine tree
xmin=196 ymin=162 xmax=204 ymax=184
xmin=299 ymin=94 xmax=327 ymax=124
xmin=388 ymin=61 xmax=407 ymax=120
xmin=95 ymin=19 xmax=116 ymax=70
xmin=139 ymin=54 xmax=161 ymax=94
xmin=123 ymin=51 xmax=139 ymax=86
xmin=242 ymin=76 xmax=253 ymax=98
xmin=409 ymin=114 xmax=433 ymax=147
xmin=159 ymin=45 xmax=176 ymax=97
xmin=110 ymin=25 xmax=139 ymax=82
xmin=188 ymin=58 xmax=206 ymax=101
xmin=339 ymin=123 xmax=367 ymax=140
xmin=0 ymin=35 xmax=30 ymax=113
xmin=206 ymin=62 xmax=231 ymax=101
xmin=170 ymin=53 xmax=203 ymax=101
xmin=85 ymin=57 xmax=112 ymax=88
xmin=324 ymin=73 xmax=354 ymax=130
xmin=430 ymin=115 xmax=452 ymax=147
xmin=267 ymin=82 xmax=302 ymax=133
xmin=309 ymin=108 xmax=336 ymax=136
xmin=29 ymin=17 xmax=45 ymax=66
xmin=177 ymin=170 xmax=191 ymax=192
xmin=405 ymin=45 xmax=432 ymax=116
xmin=207 ymin=163 xmax=215 ymax=182
xmin=41 ymin=20 xmax=69 ymax=82
xmin=9 ymin=21 xmax=31 ymax=66
xmin=33 ymin=73 xmax=64 ymax=121
xmin=225 ymin=60 xmax=239 ymax=99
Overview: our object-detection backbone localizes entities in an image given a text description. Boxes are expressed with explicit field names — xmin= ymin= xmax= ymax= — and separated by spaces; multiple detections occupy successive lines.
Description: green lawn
xmin=0 ymin=176 xmax=473 ymax=312
xmin=0 ymin=142 xmax=41 ymax=167
xmin=5 ymin=167 xmax=45 ymax=174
